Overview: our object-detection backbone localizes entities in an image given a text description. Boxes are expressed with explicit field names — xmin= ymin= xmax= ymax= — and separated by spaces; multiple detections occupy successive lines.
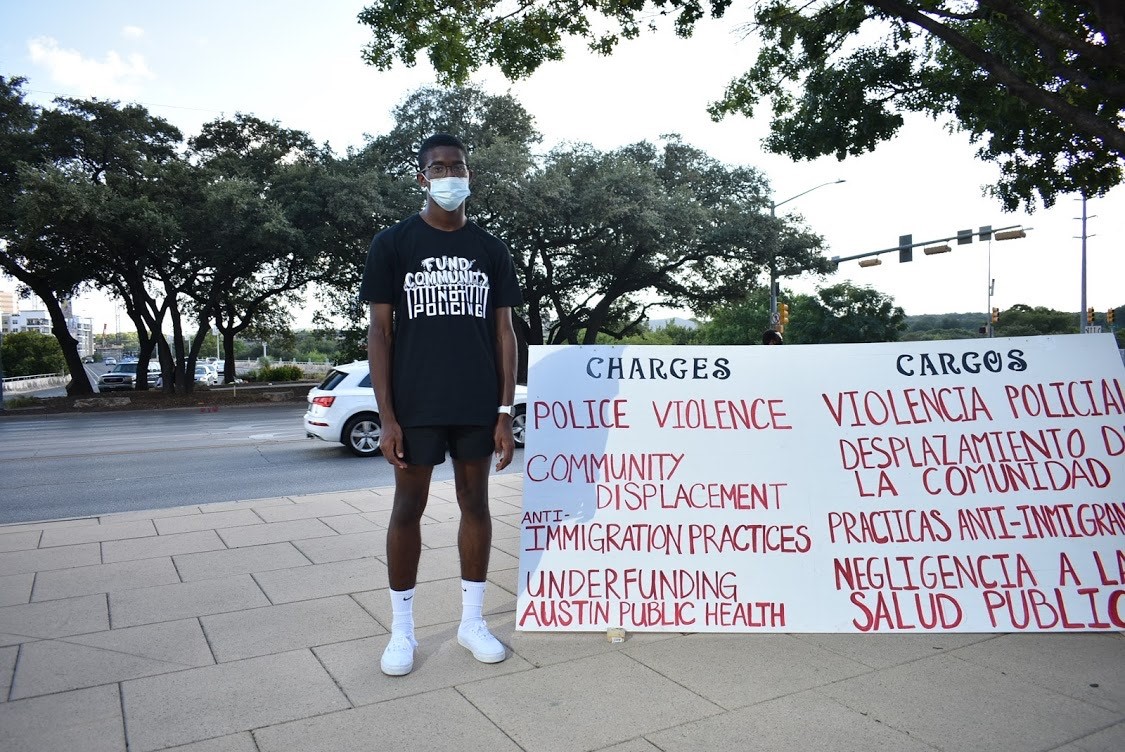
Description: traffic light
xmin=991 ymin=307 xmax=999 ymax=324
xmin=1109 ymin=308 xmax=1116 ymax=325
xmin=1087 ymin=307 xmax=1095 ymax=324
xmin=779 ymin=302 xmax=790 ymax=327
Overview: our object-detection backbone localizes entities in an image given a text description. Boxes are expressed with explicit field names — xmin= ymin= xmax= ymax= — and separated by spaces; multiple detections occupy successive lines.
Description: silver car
xmin=97 ymin=362 xmax=161 ymax=392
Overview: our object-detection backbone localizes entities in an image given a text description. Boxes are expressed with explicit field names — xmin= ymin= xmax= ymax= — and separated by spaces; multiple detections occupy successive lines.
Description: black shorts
xmin=399 ymin=425 xmax=494 ymax=466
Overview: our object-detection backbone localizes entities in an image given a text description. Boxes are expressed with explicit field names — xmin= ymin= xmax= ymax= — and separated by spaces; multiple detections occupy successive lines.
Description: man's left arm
xmin=493 ymin=306 xmax=518 ymax=470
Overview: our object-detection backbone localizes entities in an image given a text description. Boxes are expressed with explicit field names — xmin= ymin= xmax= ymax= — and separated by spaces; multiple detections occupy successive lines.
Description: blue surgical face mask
xmin=427 ymin=176 xmax=471 ymax=211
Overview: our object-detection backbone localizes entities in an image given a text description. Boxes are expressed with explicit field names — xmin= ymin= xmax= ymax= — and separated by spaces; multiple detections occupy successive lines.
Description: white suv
xmin=304 ymin=361 xmax=527 ymax=457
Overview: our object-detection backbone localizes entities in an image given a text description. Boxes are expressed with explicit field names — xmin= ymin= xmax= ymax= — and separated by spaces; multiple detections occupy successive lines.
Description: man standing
xmin=360 ymin=133 xmax=523 ymax=676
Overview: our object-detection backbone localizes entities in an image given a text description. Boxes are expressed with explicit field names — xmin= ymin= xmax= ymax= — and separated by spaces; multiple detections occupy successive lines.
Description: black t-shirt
xmin=359 ymin=214 xmax=523 ymax=426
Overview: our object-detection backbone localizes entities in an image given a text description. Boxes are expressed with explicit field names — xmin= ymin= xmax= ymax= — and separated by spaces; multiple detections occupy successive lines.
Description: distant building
xmin=2 ymin=308 xmax=95 ymax=357
xmin=0 ymin=290 xmax=16 ymax=316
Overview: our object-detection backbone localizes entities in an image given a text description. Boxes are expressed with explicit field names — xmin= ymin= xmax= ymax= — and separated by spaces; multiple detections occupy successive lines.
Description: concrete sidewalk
xmin=1 ymin=475 xmax=1122 ymax=752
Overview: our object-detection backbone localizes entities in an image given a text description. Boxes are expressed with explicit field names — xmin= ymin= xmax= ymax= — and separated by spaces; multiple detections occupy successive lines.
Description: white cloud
xmin=121 ymin=26 xmax=145 ymax=39
xmin=27 ymin=36 xmax=155 ymax=98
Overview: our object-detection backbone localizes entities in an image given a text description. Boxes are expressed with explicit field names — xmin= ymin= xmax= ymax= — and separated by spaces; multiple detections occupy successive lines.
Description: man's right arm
xmin=367 ymin=302 xmax=406 ymax=468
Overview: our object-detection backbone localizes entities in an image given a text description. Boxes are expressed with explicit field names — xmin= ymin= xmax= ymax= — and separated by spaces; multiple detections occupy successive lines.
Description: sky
xmin=2 ymin=0 xmax=1122 ymax=335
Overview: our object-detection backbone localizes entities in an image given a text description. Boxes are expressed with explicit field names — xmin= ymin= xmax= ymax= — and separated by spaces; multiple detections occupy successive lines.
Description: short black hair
xmin=762 ymin=329 xmax=784 ymax=345
xmin=417 ymin=133 xmax=467 ymax=170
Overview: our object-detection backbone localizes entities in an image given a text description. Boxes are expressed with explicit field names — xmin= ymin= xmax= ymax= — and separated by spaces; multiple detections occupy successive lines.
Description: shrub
xmin=255 ymin=364 xmax=304 ymax=382
xmin=3 ymin=395 xmax=41 ymax=409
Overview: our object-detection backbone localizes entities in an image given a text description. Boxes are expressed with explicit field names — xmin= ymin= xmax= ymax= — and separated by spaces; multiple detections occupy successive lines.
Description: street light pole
xmin=769 ymin=179 xmax=846 ymax=326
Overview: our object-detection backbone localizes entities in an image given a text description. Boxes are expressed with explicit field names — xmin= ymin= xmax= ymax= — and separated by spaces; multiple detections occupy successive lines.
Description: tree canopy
xmin=357 ymin=0 xmax=1125 ymax=211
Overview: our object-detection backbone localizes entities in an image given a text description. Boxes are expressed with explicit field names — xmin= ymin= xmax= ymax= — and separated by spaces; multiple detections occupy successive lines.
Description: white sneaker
xmin=457 ymin=620 xmax=506 ymax=663
xmin=380 ymin=633 xmax=418 ymax=676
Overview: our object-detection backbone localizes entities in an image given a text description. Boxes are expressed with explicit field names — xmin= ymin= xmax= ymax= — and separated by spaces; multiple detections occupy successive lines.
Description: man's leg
xmin=381 ymin=464 xmax=433 ymax=676
xmin=387 ymin=464 xmax=434 ymax=589
xmin=453 ymin=456 xmax=492 ymax=581
xmin=453 ymin=456 xmax=506 ymax=663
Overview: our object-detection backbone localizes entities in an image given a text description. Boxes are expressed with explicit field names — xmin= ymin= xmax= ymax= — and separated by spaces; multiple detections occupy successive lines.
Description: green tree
xmin=787 ymin=281 xmax=906 ymax=343
xmin=0 ymin=330 xmax=66 ymax=377
xmin=512 ymin=138 xmax=826 ymax=344
xmin=696 ymin=287 xmax=772 ymax=345
xmin=187 ymin=115 xmax=388 ymax=386
xmin=993 ymin=303 xmax=1077 ymax=336
xmin=358 ymin=1 xmax=1125 ymax=210
xmin=0 ymin=80 xmax=183 ymax=394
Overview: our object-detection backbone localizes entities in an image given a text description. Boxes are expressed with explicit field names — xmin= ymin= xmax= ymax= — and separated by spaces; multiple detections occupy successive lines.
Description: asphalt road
xmin=0 ymin=404 xmax=524 ymax=524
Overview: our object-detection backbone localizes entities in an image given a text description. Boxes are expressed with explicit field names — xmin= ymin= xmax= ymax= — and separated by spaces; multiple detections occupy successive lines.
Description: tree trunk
xmin=45 ymin=296 xmax=94 ymax=396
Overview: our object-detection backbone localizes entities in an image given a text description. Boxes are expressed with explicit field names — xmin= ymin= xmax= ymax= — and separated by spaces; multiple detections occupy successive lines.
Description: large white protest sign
xmin=515 ymin=335 xmax=1125 ymax=633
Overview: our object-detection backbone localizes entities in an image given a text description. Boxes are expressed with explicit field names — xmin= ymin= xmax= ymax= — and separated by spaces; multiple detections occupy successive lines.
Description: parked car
xmin=97 ymin=362 xmax=162 ymax=392
xmin=194 ymin=364 xmax=218 ymax=386
xmin=304 ymin=360 xmax=528 ymax=457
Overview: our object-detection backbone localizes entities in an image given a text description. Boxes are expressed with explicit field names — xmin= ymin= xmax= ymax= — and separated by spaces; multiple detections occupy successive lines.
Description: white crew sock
xmin=460 ymin=579 xmax=486 ymax=625
xmin=389 ymin=587 xmax=415 ymax=636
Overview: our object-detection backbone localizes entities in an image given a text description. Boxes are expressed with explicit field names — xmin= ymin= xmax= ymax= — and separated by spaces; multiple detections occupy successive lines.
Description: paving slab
xmin=252 ymin=557 xmax=387 ymax=604
xmin=408 ymin=542 xmax=519 ymax=583
xmin=313 ymin=621 xmax=532 ymax=706
xmin=253 ymin=499 xmax=358 ymax=522
xmin=491 ymin=515 xmax=522 ymax=540
xmin=0 ymin=572 xmax=33 ymax=607
xmin=319 ymin=513 xmax=384 ymax=534
xmin=281 ymin=489 xmax=373 ymax=506
xmin=159 ymin=733 xmax=258 ymax=752
xmin=0 ymin=517 xmax=99 ymax=533
xmin=334 ymin=493 xmax=396 ymax=514
xmin=417 ymin=519 xmax=461 ymax=549
xmin=192 ymin=497 xmax=294 ymax=513
xmin=791 ymin=631 xmax=995 ymax=669
xmin=173 ymin=542 xmax=310 ymax=582
xmin=0 ymin=530 xmax=41 ymax=553
xmin=820 ymin=652 xmax=1118 ymax=752
xmin=253 ymin=686 xmax=524 ymax=752
xmin=0 ymin=542 xmax=100 ymax=576
xmin=32 ymin=557 xmax=180 ymax=601
xmin=506 ymin=629 xmax=678 ymax=669
xmin=98 ymin=504 xmax=201 ymax=523
xmin=0 ymin=593 xmax=108 ymax=645
xmin=647 ymin=689 xmax=934 ymax=752
xmin=623 ymin=632 xmax=871 ymax=710
xmin=121 ymin=649 xmax=350 ymax=752
xmin=201 ymin=595 xmax=384 ymax=662
xmin=1054 ymin=722 xmax=1125 ymax=752
xmin=39 ymin=519 xmax=156 ymax=547
xmin=951 ymin=633 xmax=1125 ymax=713
xmin=155 ymin=509 xmax=263 ymax=535
xmin=109 ymin=574 xmax=270 ymax=628
xmin=0 ymin=644 xmax=16 ymax=701
xmin=10 ymin=617 xmax=214 ymax=699
xmin=0 ymin=684 xmax=125 ymax=752
xmin=488 ymin=560 xmax=520 ymax=596
xmin=491 ymin=534 xmax=522 ymax=559
xmin=102 ymin=529 xmax=225 ymax=564
xmin=596 ymin=740 xmax=665 ymax=752
xmin=215 ymin=518 xmax=338 ymax=548
xmin=458 ymin=650 xmax=722 ymax=752
xmin=291 ymin=530 xmax=382 ymax=564
xmin=420 ymin=501 xmax=460 ymax=523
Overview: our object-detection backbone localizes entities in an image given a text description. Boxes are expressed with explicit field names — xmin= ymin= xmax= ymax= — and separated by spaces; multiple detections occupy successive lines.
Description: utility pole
xmin=1076 ymin=194 xmax=1093 ymax=332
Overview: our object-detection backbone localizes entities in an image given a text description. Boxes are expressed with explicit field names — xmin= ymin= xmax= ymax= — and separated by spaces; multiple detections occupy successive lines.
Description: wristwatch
xmin=497 ymin=405 xmax=514 ymax=416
